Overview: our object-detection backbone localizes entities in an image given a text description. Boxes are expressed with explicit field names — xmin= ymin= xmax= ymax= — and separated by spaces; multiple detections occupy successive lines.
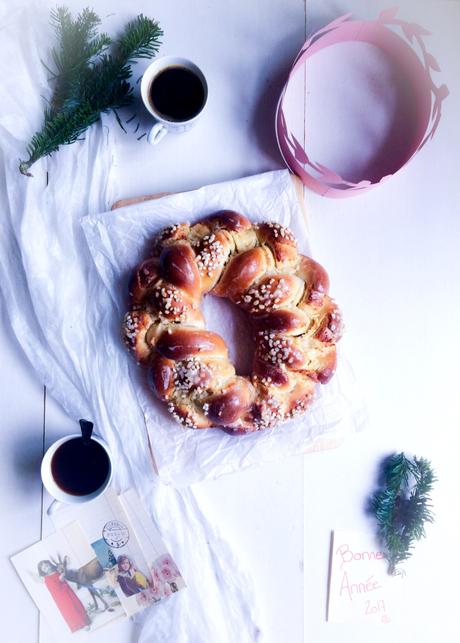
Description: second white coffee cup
xmin=41 ymin=433 xmax=113 ymax=513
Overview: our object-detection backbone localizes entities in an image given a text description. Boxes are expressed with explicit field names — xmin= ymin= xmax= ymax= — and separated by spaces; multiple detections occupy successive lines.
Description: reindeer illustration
xmin=52 ymin=554 xmax=115 ymax=613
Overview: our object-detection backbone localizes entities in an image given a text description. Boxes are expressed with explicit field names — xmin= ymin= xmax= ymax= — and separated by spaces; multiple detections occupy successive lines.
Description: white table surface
xmin=1 ymin=1 xmax=460 ymax=642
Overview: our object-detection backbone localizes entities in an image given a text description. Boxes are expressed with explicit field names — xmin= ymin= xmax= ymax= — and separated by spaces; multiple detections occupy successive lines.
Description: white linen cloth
xmin=0 ymin=6 xmax=260 ymax=642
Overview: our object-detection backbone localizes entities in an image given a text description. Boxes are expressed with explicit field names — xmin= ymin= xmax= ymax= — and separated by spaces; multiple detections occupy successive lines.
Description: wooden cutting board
xmin=111 ymin=173 xmax=308 ymax=224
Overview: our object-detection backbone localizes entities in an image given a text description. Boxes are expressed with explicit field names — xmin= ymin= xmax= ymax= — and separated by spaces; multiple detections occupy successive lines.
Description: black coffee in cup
xmin=50 ymin=437 xmax=111 ymax=496
xmin=149 ymin=66 xmax=206 ymax=122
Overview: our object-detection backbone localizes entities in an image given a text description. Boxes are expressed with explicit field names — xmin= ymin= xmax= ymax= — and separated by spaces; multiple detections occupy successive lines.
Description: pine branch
xmin=369 ymin=452 xmax=436 ymax=575
xmin=20 ymin=7 xmax=163 ymax=176
xmin=19 ymin=105 xmax=100 ymax=176
xmin=115 ymin=14 xmax=162 ymax=63
xmin=49 ymin=6 xmax=111 ymax=113
xmin=78 ymin=54 xmax=134 ymax=111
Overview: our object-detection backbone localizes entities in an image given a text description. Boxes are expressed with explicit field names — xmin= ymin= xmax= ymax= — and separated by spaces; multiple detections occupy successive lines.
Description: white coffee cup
xmin=41 ymin=433 xmax=113 ymax=513
xmin=140 ymin=56 xmax=208 ymax=145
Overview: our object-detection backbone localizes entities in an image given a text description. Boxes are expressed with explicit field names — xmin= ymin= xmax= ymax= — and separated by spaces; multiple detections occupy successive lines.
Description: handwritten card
xmin=327 ymin=529 xmax=403 ymax=624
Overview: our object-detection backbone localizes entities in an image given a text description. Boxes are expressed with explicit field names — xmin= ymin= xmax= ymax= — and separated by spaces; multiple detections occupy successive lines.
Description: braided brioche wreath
xmin=122 ymin=210 xmax=342 ymax=434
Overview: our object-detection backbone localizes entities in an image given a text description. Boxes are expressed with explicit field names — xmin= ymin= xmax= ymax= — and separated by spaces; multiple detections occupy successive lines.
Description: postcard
xmin=120 ymin=488 xmax=186 ymax=599
xmin=327 ymin=529 xmax=404 ymax=624
xmin=11 ymin=521 xmax=125 ymax=640
xmin=51 ymin=487 xmax=185 ymax=616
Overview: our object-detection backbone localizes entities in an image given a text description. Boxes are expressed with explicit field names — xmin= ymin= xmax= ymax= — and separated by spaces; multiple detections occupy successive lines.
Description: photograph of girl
xmin=116 ymin=555 xmax=150 ymax=597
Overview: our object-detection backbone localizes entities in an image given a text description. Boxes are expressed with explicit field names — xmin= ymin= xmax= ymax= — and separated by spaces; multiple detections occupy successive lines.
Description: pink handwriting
xmin=365 ymin=599 xmax=387 ymax=619
xmin=339 ymin=572 xmax=382 ymax=601
xmin=336 ymin=543 xmax=384 ymax=570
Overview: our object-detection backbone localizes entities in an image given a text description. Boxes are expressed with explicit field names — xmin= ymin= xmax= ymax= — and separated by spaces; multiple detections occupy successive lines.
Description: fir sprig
xmin=115 ymin=14 xmax=163 ymax=62
xmin=20 ymin=7 xmax=162 ymax=176
xmin=369 ymin=452 xmax=436 ymax=575
xmin=20 ymin=104 xmax=99 ymax=176
xmin=47 ymin=7 xmax=111 ymax=113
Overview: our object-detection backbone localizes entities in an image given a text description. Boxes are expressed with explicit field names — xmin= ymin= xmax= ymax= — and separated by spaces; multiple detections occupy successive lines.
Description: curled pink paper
xmin=276 ymin=9 xmax=449 ymax=198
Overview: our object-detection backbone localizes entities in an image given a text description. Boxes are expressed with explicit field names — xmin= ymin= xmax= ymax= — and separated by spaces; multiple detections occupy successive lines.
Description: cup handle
xmin=148 ymin=123 xmax=168 ymax=145
xmin=47 ymin=500 xmax=63 ymax=516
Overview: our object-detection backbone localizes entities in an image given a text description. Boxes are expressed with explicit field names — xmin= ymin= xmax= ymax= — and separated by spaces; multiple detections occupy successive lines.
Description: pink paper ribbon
xmin=276 ymin=8 xmax=449 ymax=198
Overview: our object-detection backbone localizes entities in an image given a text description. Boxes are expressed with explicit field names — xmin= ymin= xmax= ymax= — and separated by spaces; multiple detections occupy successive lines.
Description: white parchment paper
xmin=83 ymin=170 xmax=366 ymax=485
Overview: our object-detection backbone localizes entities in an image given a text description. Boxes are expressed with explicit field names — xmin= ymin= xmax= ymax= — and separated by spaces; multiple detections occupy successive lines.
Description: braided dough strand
xmin=123 ymin=211 xmax=342 ymax=433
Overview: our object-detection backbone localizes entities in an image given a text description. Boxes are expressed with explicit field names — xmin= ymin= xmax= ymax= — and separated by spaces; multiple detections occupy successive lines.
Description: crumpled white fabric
xmin=0 ymin=5 xmax=260 ymax=642
xmin=82 ymin=170 xmax=366 ymax=485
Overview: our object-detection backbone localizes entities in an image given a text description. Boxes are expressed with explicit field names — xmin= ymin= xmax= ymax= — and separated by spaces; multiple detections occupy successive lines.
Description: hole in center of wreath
xmin=201 ymin=294 xmax=253 ymax=376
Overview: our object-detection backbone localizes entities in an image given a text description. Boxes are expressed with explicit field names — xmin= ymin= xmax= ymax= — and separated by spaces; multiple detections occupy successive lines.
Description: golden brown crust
xmin=159 ymin=243 xmax=201 ymax=296
xmin=122 ymin=213 xmax=342 ymax=432
xmin=156 ymin=328 xmax=228 ymax=361
xmin=297 ymin=255 xmax=329 ymax=307
xmin=212 ymin=247 xmax=270 ymax=299
xmin=203 ymin=210 xmax=252 ymax=232
xmin=206 ymin=377 xmax=255 ymax=426
xmin=129 ymin=258 xmax=160 ymax=304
